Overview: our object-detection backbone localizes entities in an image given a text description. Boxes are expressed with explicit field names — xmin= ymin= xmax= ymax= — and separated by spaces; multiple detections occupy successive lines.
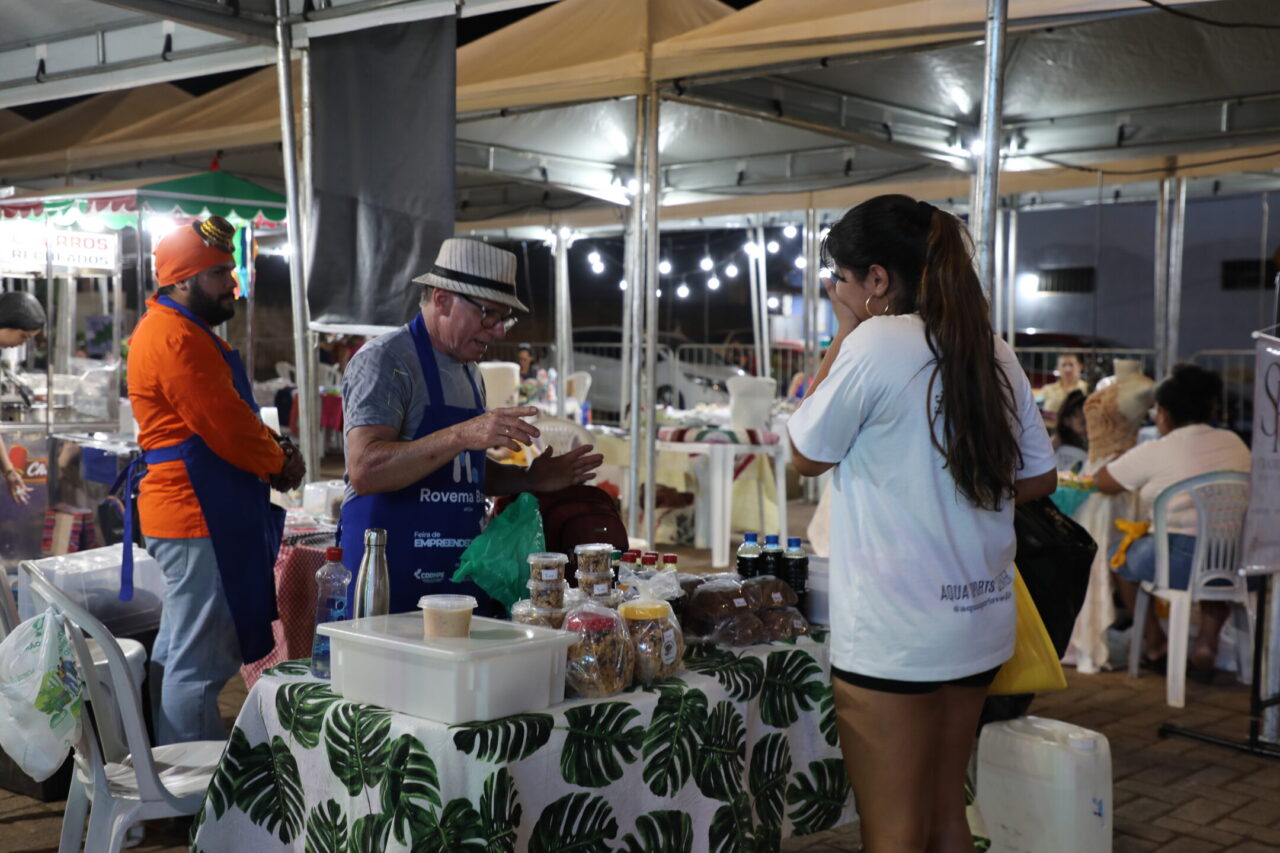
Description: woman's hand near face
xmin=824 ymin=273 xmax=861 ymax=335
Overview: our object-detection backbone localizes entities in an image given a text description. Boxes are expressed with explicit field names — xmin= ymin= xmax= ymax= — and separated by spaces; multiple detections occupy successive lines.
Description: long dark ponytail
xmin=822 ymin=194 xmax=1022 ymax=510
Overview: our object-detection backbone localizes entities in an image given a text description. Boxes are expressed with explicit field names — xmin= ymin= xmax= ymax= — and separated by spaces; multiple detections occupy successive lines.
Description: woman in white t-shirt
xmin=787 ymin=195 xmax=1056 ymax=852
xmin=1093 ymin=363 xmax=1251 ymax=678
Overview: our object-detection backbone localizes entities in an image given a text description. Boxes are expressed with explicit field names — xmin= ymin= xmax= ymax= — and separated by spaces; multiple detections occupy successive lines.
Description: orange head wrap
xmin=154 ymin=216 xmax=236 ymax=287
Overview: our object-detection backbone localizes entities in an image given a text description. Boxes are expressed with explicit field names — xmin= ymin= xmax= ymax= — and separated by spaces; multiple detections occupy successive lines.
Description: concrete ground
xmin=3 ymin=491 xmax=1278 ymax=852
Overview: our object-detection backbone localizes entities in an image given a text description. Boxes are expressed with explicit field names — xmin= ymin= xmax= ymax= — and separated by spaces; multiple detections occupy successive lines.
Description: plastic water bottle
xmin=353 ymin=528 xmax=390 ymax=619
xmin=737 ymin=532 xmax=762 ymax=578
xmin=310 ymin=547 xmax=352 ymax=679
xmin=784 ymin=537 xmax=809 ymax=613
xmin=761 ymin=534 xmax=785 ymax=578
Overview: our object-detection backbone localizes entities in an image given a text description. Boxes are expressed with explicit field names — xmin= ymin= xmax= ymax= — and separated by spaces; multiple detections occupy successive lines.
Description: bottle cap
xmin=787 ymin=537 xmax=802 ymax=549
xmin=325 ymin=547 xmax=343 ymax=562
xmin=619 ymin=600 xmax=672 ymax=620
xmin=765 ymin=534 xmax=779 ymax=545
xmin=744 ymin=532 xmax=758 ymax=542
xmin=623 ymin=550 xmax=641 ymax=562
xmin=662 ymin=554 xmax=678 ymax=566
xmin=641 ymin=553 xmax=659 ymax=566
xmin=364 ymin=528 xmax=387 ymax=546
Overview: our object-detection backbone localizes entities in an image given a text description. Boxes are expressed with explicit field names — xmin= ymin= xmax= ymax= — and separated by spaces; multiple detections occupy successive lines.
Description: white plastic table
xmin=656 ymin=439 xmax=789 ymax=568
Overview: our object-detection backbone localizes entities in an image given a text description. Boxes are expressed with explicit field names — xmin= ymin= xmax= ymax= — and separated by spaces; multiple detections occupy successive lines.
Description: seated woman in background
xmin=1053 ymin=389 xmax=1089 ymax=473
xmin=1093 ymin=363 xmax=1251 ymax=677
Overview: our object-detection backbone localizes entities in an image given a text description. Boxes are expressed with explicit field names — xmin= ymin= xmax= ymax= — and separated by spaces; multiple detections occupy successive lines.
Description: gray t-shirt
xmin=341 ymin=323 xmax=484 ymax=504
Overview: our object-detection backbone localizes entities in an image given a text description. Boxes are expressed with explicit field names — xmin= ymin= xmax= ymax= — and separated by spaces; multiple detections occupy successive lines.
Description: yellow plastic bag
xmin=988 ymin=568 xmax=1068 ymax=695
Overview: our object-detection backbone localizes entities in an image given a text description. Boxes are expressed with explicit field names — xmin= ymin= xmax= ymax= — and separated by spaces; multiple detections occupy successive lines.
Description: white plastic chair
xmin=317 ymin=362 xmax=342 ymax=389
xmin=533 ymin=416 xmax=593 ymax=457
xmin=566 ymin=370 xmax=592 ymax=404
xmin=1126 ymin=471 xmax=1254 ymax=709
xmin=727 ymin=375 xmax=776 ymax=432
xmin=479 ymin=361 xmax=520 ymax=408
xmin=21 ymin=565 xmax=223 ymax=853
xmin=274 ymin=361 xmax=295 ymax=384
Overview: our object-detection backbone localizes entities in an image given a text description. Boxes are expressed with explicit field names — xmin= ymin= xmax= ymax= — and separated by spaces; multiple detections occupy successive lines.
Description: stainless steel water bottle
xmin=353 ymin=528 xmax=390 ymax=618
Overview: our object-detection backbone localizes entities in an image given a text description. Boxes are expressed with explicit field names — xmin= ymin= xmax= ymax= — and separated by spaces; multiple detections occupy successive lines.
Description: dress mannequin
xmin=1066 ymin=359 xmax=1156 ymax=672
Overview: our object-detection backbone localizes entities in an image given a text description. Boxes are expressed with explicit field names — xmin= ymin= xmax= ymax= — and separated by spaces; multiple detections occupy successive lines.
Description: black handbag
xmin=982 ymin=496 xmax=1098 ymax=726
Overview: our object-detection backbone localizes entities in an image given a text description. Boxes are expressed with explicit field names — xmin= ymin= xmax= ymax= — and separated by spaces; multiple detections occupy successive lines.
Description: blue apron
xmin=113 ymin=294 xmax=284 ymax=664
xmin=338 ymin=313 xmax=497 ymax=616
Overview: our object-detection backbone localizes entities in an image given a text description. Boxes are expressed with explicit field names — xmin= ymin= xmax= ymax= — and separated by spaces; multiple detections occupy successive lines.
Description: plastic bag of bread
xmin=702 ymin=612 xmax=766 ymax=646
xmin=743 ymin=575 xmax=799 ymax=611
xmin=563 ymin=603 xmax=634 ymax=698
xmin=617 ymin=577 xmax=685 ymax=685
xmin=686 ymin=577 xmax=752 ymax=625
xmin=758 ymin=606 xmax=810 ymax=642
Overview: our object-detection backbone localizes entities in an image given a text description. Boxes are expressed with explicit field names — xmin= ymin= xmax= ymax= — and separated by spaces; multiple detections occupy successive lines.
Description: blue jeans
xmin=1111 ymin=534 xmax=1197 ymax=589
xmin=146 ymin=537 xmax=241 ymax=744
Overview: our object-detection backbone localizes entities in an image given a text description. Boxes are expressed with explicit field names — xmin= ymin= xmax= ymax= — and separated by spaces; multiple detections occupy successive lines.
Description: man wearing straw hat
xmin=340 ymin=238 xmax=601 ymax=614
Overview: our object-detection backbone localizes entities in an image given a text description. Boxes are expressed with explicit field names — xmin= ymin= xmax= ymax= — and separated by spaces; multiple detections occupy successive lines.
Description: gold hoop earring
xmin=865 ymin=295 xmax=889 ymax=317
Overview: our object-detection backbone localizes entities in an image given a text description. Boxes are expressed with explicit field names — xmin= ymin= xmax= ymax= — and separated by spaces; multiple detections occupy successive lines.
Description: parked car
xmin=571 ymin=327 xmax=743 ymax=415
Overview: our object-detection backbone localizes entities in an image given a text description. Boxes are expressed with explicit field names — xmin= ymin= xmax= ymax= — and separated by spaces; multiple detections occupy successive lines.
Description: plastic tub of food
xmin=319 ymin=614 xmax=576 ymax=723
xmin=418 ymin=594 xmax=477 ymax=638
xmin=528 ymin=552 xmax=569 ymax=583
xmin=528 ymin=579 xmax=567 ymax=609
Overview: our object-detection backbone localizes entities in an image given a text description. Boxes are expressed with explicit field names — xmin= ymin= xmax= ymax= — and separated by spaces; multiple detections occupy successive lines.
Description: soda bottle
xmin=310 ymin=547 xmax=352 ymax=679
xmin=661 ymin=553 xmax=678 ymax=572
xmin=353 ymin=528 xmax=390 ymax=618
xmin=641 ymin=552 xmax=660 ymax=574
xmin=737 ymin=532 xmax=761 ymax=579
xmin=761 ymin=534 xmax=785 ymax=578
xmin=784 ymin=537 xmax=809 ymax=614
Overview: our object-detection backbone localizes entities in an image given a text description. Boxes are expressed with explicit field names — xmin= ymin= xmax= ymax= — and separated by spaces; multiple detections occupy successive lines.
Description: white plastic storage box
xmin=18 ymin=544 xmax=165 ymax=636
xmin=977 ymin=716 xmax=1112 ymax=853
xmin=319 ymin=614 xmax=577 ymax=723
xmin=806 ymin=556 xmax=829 ymax=626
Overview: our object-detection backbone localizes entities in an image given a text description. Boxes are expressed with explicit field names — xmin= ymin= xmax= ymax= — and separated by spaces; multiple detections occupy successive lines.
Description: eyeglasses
xmin=456 ymin=293 xmax=518 ymax=331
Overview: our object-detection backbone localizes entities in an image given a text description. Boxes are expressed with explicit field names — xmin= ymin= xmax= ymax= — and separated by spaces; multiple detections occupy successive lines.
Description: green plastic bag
xmin=452 ymin=493 xmax=545 ymax=614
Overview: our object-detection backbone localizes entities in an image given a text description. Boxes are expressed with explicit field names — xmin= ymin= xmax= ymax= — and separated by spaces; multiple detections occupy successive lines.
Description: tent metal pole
xmin=993 ymin=206 xmax=1005 ymax=334
xmin=554 ymin=230 xmax=570 ymax=419
xmin=1167 ymin=177 xmax=1187 ymax=370
xmin=275 ymin=0 xmax=318 ymax=477
xmin=621 ymin=95 xmax=644 ymax=428
xmin=135 ymin=211 xmax=146 ymax=319
xmin=746 ymin=220 xmax=761 ymax=377
xmin=1006 ymin=206 xmax=1018 ymax=346
xmin=803 ymin=208 xmax=820 ymax=386
xmin=642 ymin=89 xmax=661 ymax=547
xmin=756 ymin=223 xmax=771 ymax=381
xmin=626 ymin=95 xmax=648 ymax=540
xmin=245 ymin=223 xmax=256 ymax=383
xmin=299 ymin=45 xmax=321 ymax=472
xmin=1154 ymin=178 xmax=1170 ymax=380
xmin=973 ymin=0 xmax=1008 ymax=295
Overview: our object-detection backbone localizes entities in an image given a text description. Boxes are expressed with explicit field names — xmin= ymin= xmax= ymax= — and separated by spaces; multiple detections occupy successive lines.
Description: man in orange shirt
xmin=120 ymin=216 xmax=304 ymax=744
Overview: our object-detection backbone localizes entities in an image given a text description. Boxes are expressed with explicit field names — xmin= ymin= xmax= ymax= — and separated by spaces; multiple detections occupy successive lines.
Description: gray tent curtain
xmin=307 ymin=17 xmax=456 ymax=327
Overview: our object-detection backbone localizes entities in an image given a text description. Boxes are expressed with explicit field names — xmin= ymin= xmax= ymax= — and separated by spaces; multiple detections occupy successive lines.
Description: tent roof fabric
xmin=0 ymin=110 xmax=29 ymax=135
xmin=0 ymin=83 xmax=191 ymax=178
xmin=0 ymin=170 xmax=287 ymax=224
xmin=457 ymin=0 xmax=732 ymax=112
xmin=650 ymin=0 xmax=1210 ymax=81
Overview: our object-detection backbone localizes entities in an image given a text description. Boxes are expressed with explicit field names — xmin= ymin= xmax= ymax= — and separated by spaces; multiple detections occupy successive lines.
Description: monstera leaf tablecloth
xmin=190 ymin=634 xmax=856 ymax=852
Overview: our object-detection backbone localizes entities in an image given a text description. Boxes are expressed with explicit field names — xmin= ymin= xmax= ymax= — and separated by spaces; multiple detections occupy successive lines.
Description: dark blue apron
xmin=338 ymin=313 xmax=497 ymax=616
xmin=113 ymin=294 xmax=284 ymax=664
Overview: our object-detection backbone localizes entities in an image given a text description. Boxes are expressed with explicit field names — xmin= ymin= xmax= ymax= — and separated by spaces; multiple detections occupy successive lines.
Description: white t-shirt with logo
xmin=787 ymin=314 xmax=1055 ymax=681
xmin=1106 ymin=424 xmax=1251 ymax=536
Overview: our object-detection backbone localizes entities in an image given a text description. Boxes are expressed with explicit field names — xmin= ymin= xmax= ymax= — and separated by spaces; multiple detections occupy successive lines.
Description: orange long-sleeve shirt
xmin=128 ymin=296 xmax=284 ymax=539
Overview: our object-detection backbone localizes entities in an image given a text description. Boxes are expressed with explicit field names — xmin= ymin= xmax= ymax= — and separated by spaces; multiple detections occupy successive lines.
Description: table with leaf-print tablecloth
xmin=189 ymin=633 xmax=856 ymax=852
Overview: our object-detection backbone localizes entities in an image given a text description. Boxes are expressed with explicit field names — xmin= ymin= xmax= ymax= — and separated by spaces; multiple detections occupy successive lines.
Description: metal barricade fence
xmin=1189 ymin=349 xmax=1255 ymax=436
xmin=1011 ymin=347 xmax=1157 ymax=391
xmin=674 ymin=344 xmax=808 ymax=396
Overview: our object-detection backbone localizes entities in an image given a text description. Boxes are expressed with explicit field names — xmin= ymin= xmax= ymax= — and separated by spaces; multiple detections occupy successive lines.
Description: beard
xmin=189 ymin=285 xmax=235 ymax=326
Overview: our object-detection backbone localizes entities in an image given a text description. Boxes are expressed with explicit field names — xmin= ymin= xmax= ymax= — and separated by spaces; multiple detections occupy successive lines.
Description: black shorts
xmin=832 ymin=665 xmax=1002 ymax=695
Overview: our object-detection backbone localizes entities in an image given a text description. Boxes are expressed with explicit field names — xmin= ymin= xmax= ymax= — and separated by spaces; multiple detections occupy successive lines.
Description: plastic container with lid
xmin=976 ymin=716 xmax=1112 ymax=852
xmin=618 ymin=598 xmax=684 ymax=685
xmin=418 ymin=594 xmax=477 ymax=639
xmin=564 ymin=603 xmax=635 ymax=697
xmin=577 ymin=573 xmax=614 ymax=601
xmin=318 ymin=614 xmax=575 ymax=723
xmin=527 ymin=579 xmax=567 ymax=609
xmin=510 ymin=599 xmax=569 ymax=630
xmin=528 ymin=552 xmax=569 ymax=583
xmin=574 ymin=543 xmax=615 ymax=577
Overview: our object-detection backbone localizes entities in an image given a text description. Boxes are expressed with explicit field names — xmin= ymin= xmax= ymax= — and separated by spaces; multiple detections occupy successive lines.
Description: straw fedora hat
xmin=412 ymin=238 xmax=528 ymax=313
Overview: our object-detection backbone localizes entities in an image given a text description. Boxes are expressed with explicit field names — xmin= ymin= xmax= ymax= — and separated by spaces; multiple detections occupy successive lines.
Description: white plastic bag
xmin=0 ymin=608 xmax=84 ymax=781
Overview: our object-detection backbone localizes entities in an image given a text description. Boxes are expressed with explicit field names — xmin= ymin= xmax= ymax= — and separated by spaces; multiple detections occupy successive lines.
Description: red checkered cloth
xmin=41 ymin=504 xmax=99 ymax=555
xmin=240 ymin=542 xmax=328 ymax=688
